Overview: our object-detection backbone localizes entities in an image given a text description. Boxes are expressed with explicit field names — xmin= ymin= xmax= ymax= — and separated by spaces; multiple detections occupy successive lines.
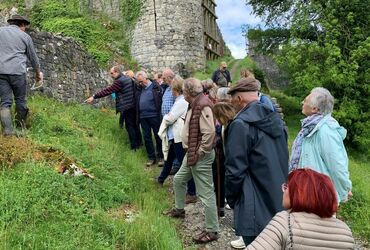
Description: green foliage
xmin=246 ymin=27 xmax=290 ymax=54
xmin=121 ymin=0 xmax=143 ymax=31
xmin=0 ymin=96 xmax=182 ymax=248
xmin=247 ymin=0 xmax=370 ymax=152
xmin=27 ymin=0 xmax=140 ymax=68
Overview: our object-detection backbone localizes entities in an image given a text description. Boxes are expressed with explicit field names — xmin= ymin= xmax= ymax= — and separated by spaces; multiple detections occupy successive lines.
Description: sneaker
xmin=225 ymin=204 xmax=231 ymax=210
xmin=146 ymin=159 xmax=156 ymax=167
xmin=164 ymin=208 xmax=185 ymax=219
xmin=230 ymin=236 xmax=245 ymax=249
xmin=185 ymin=195 xmax=197 ymax=204
xmin=169 ymin=167 xmax=179 ymax=175
xmin=157 ymin=158 xmax=164 ymax=167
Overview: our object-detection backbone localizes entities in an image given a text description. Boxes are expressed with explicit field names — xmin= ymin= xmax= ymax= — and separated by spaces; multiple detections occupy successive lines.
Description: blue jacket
xmin=224 ymin=101 xmax=288 ymax=237
xmin=299 ymin=114 xmax=352 ymax=203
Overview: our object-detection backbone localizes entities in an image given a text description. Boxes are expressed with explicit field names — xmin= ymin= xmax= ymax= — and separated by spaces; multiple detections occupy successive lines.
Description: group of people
xmin=1 ymin=14 xmax=355 ymax=249
xmin=85 ymin=60 xmax=354 ymax=248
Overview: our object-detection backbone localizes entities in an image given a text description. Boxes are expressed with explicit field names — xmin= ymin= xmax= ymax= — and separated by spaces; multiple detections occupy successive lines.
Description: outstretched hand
xmin=84 ymin=96 xmax=94 ymax=104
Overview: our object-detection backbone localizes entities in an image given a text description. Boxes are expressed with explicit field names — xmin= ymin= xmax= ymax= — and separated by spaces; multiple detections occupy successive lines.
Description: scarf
xmin=289 ymin=114 xmax=324 ymax=171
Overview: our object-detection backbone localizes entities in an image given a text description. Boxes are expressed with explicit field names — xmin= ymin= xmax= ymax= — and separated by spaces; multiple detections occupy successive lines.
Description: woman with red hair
xmin=245 ymin=168 xmax=354 ymax=249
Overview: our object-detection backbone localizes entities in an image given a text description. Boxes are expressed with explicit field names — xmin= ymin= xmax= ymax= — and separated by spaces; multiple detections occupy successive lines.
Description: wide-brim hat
xmin=7 ymin=15 xmax=30 ymax=25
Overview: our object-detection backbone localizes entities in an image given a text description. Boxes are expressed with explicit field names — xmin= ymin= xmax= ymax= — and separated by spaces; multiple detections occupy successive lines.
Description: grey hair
xmin=136 ymin=71 xmax=148 ymax=79
xmin=162 ymin=68 xmax=175 ymax=80
xmin=217 ymin=87 xmax=231 ymax=100
xmin=183 ymin=78 xmax=204 ymax=97
xmin=309 ymin=87 xmax=334 ymax=115
xmin=112 ymin=65 xmax=123 ymax=74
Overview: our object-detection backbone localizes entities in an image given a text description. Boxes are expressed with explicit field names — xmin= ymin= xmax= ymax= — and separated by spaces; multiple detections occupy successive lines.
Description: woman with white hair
xmin=290 ymin=87 xmax=352 ymax=203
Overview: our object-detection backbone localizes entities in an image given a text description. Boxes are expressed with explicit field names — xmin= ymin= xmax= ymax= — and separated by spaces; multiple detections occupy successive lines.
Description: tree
xmin=246 ymin=0 xmax=370 ymax=150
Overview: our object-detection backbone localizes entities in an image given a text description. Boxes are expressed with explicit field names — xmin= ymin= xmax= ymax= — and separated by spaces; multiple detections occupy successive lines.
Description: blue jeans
xmin=140 ymin=116 xmax=163 ymax=160
xmin=158 ymin=140 xmax=196 ymax=195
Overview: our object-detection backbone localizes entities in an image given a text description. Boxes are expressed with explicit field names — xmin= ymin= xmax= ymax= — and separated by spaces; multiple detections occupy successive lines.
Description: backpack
xmin=216 ymin=71 xmax=228 ymax=87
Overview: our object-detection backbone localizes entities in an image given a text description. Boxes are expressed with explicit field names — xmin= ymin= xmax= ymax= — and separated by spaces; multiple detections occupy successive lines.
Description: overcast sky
xmin=215 ymin=0 xmax=263 ymax=59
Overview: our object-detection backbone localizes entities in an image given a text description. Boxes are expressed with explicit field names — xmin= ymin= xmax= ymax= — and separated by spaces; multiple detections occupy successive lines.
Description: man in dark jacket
xmin=224 ymin=77 xmax=288 ymax=246
xmin=135 ymin=71 xmax=164 ymax=166
xmin=85 ymin=65 xmax=141 ymax=150
xmin=211 ymin=61 xmax=231 ymax=87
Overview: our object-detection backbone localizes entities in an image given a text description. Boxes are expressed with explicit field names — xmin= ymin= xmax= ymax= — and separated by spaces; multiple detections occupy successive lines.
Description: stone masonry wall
xmin=27 ymin=30 xmax=110 ymax=103
xmin=1 ymin=10 xmax=110 ymax=104
xmin=248 ymin=39 xmax=289 ymax=90
xmin=131 ymin=0 xmax=205 ymax=75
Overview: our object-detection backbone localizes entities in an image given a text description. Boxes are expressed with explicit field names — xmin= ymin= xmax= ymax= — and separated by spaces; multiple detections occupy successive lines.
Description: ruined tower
xmin=131 ymin=0 xmax=227 ymax=74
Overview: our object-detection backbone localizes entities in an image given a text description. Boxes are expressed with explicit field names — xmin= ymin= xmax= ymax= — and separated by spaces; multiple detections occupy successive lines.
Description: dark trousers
xmin=140 ymin=116 xmax=163 ymax=160
xmin=0 ymin=74 xmax=27 ymax=111
xmin=158 ymin=140 xmax=196 ymax=195
xmin=212 ymin=143 xmax=225 ymax=210
xmin=121 ymin=108 xmax=142 ymax=150
xmin=242 ymin=236 xmax=256 ymax=246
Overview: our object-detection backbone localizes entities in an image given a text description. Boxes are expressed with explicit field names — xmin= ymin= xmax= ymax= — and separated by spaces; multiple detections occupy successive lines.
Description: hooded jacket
xmin=299 ymin=114 xmax=352 ymax=202
xmin=224 ymin=100 xmax=289 ymax=237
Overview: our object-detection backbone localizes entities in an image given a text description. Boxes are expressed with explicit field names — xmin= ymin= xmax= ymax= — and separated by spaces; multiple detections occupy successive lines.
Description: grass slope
xmin=0 ymin=96 xmax=182 ymax=249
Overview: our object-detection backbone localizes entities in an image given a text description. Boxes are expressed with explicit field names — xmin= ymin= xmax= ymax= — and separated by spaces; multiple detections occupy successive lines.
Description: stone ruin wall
xmin=131 ymin=0 xmax=206 ymax=76
xmin=0 ymin=8 xmax=110 ymax=105
xmin=247 ymin=39 xmax=289 ymax=90
xmin=1 ymin=0 xmax=227 ymax=104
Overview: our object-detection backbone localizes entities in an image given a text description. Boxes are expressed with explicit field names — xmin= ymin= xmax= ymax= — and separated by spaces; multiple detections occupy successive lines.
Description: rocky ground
xmin=163 ymin=176 xmax=369 ymax=250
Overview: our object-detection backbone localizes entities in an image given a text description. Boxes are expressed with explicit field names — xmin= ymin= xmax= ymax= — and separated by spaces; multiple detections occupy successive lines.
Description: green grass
xmin=0 ymin=96 xmax=182 ymax=249
xmin=273 ymin=91 xmax=370 ymax=242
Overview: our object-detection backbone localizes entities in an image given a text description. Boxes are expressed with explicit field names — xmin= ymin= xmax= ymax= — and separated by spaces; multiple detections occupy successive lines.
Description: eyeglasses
xmin=281 ymin=183 xmax=288 ymax=192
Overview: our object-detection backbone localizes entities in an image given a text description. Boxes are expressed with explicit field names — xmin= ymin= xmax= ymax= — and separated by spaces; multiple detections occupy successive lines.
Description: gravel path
xmin=163 ymin=176 xmax=369 ymax=249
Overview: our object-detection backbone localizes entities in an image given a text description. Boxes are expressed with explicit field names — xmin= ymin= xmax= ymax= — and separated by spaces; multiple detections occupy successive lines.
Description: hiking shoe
xmin=230 ymin=236 xmax=245 ymax=249
xmin=193 ymin=231 xmax=219 ymax=244
xmin=185 ymin=195 xmax=197 ymax=204
xmin=164 ymin=208 xmax=185 ymax=219
xmin=146 ymin=159 xmax=156 ymax=167
xmin=157 ymin=158 xmax=164 ymax=167
xmin=169 ymin=167 xmax=179 ymax=175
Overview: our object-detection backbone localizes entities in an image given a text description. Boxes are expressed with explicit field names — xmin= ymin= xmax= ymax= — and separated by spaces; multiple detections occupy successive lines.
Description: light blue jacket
xmin=299 ymin=114 xmax=352 ymax=203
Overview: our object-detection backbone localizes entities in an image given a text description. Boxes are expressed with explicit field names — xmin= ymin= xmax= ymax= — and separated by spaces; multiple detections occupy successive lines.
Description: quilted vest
xmin=187 ymin=94 xmax=213 ymax=166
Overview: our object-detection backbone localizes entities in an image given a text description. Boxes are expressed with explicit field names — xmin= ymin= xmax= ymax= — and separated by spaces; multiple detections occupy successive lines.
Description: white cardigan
xmin=158 ymin=95 xmax=188 ymax=160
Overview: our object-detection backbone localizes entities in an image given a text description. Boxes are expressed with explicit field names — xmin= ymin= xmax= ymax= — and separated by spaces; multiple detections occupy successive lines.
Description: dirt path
xmin=229 ymin=59 xmax=242 ymax=83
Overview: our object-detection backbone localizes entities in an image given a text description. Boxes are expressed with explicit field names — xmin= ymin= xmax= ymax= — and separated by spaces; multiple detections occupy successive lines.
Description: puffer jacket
xmin=246 ymin=210 xmax=354 ymax=249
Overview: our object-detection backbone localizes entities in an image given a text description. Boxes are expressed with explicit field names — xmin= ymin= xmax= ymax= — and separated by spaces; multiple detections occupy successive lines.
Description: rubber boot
xmin=15 ymin=107 xmax=29 ymax=129
xmin=0 ymin=108 xmax=14 ymax=136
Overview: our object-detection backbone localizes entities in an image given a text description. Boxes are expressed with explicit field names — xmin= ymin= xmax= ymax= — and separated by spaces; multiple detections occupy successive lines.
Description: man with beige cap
xmin=224 ymin=77 xmax=288 ymax=247
xmin=211 ymin=61 xmax=231 ymax=87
